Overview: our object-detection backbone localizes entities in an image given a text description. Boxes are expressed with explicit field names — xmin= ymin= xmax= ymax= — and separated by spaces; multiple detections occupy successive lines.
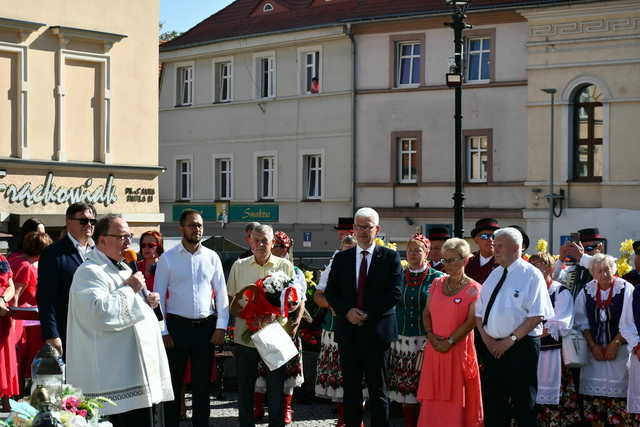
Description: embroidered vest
xmin=585 ymin=283 xmax=625 ymax=346
xmin=633 ymin=284 xmax=640 ymax=340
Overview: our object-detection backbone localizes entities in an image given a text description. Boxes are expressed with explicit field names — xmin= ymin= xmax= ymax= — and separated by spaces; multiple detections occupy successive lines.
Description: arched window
xmin=263 ymin=2 xmax=274 ymax=12
xmin=573 ymin=84 xmax=603 ymax=180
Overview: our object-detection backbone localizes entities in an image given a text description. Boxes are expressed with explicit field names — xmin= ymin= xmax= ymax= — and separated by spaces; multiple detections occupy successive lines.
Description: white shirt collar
xmin=67 ymin=232 xmax=94 ymax=250
xmin=479 ymin=254 xmax=493 ymax=266
xmin=409 ymin=265 xmax=428 ymax=273
xmin=178 ymin=241 xmax=202 ymax=255
xmin=356 ymin=242 xmax=376 ymax=257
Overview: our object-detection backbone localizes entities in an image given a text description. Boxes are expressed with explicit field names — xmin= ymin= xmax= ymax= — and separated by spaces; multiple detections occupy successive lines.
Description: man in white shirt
xmin=154 ymin=209 xmax=229 ymax=427
xmin=475 ymin=227 xmax=554 ymax=427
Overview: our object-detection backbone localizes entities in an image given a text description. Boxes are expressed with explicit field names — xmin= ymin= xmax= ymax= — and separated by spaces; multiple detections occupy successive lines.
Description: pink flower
xmin=63 ymin=396 xmax=80 ymax=409
xmin=77 ymin=409 xmax=88 ymax=418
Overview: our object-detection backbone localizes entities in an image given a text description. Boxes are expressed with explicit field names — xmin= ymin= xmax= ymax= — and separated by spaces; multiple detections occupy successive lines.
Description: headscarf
xmin=274 ymin=231 xmax=293 ymax=250
xmin=408 ymin=233 xmax=430 ymax=250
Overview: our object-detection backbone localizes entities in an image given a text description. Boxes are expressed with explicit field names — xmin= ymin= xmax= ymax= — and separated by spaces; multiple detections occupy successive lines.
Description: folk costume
xmin=620 ymin=283 xmax=640 ymax=416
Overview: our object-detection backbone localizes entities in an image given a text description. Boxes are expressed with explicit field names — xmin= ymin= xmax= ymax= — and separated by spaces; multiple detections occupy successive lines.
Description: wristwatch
xmin=509 ymin=334 xmax=518 ymax=342
xmin=447 ymin=337 xmax=455 ymax=345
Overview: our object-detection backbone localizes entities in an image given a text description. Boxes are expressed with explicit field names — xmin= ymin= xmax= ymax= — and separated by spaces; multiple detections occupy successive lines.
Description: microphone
xmin=123 ymin=247 xmax=163 ymax=321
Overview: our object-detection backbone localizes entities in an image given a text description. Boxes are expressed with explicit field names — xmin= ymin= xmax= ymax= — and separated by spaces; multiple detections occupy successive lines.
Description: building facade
xmin=159 ymin=0 xmax=640 ymax=252
xmin=0 ymin=0 xmax=163 ymax=238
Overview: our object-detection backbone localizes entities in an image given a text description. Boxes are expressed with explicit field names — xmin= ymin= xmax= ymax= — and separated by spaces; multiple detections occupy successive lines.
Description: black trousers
xmin=483 ymin=335 xmax=541 ymax=427
xmin=234 ymin=344 xmax=286 ymax=427
xmin=109 ymin=406 xmax=153 ymax=427
xmin=163 ymin=314 xmax=216 ymax=427
xmin=339 ymin=334 xmax=390 ymax=427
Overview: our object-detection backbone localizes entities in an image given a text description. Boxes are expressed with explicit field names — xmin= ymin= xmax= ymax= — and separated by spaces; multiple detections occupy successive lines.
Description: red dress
xmin=9 ymin=255 xmax=41 ymax=382
xmin=0 ymin=255 xmax=19 ymax=397
xmin=417 ymin=277 xmax=483 ymax=427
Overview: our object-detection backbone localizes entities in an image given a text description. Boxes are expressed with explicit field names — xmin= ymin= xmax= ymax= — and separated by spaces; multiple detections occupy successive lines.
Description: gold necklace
xmin=445 ymin=276 xmax=467 ymax=296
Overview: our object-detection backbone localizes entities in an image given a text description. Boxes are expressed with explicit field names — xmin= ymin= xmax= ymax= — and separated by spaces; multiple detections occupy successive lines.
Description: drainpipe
xmin=346 ymin=24 xmax=357 ymax=214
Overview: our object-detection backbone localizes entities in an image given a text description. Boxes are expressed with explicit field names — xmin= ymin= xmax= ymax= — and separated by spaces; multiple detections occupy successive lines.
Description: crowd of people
xmin=0 ymin=203 xmax=639 ymax=427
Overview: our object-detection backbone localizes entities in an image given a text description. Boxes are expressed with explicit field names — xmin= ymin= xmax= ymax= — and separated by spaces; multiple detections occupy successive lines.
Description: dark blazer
xmin=36 ymin=235 xmax=85 ymax=347
xmin=325 ymin=245 xmax=402 ymax=347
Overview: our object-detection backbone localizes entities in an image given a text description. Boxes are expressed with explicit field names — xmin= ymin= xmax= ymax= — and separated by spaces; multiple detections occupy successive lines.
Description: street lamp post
xmin=445 ymin=1 xmax=471 ymax=238
xmin=541 ymin=88 xmax=557 ymax=252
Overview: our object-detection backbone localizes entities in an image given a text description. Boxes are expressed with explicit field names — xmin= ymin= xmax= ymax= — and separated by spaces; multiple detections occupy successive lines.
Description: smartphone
xmin=570 ymin=232 xmax=580 ymax=243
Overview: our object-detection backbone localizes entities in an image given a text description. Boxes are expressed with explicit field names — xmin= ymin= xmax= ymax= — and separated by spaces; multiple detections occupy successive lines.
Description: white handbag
xmin=562 ymin=328 xmax=589 ymax=368
xmin=251 ymin=321 xmax=299 ymax=371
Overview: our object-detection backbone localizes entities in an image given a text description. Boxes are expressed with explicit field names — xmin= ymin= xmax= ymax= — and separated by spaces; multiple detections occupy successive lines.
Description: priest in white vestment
xmin=66 ymin=215 xmax=173 ymax=425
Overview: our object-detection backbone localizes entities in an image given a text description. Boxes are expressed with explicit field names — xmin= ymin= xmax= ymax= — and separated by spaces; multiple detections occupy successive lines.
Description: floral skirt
xmin=537 ymin=363 xmax=581 ymax=426
xmin=582 ymin=396 xmax=639 ymax=425
xmin=315 ymin=330 xmax=344 ymax=401
xmin=388 ymin=335 xmax=426 ymax=404
xmin=256 ymin=335 xmax=304 ymax=394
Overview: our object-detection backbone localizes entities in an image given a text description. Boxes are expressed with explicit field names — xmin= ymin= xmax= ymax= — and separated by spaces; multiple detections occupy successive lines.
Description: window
xmin=466 ymin=37 xmax=491 ymax=82
xmin=257 ymin=56 xmax=275 ymax=98
xmin=258 ymin=156 xmax=276 ymax=199
xmin=263 ymin=2 xmax=274 ymax=12
xmin=176 ymin=65 xmax=193 ymax=106
xmin=215 ymin=61 xmax=232 ymax=103
xmin=396 ymin=42 xmax=421 ymax=86
xmin=398 ymin=138 xmax=418 ymax=183
xmin=303 ymin=154 xmax=322 ymax=199
xmin=176 ymin=159 xmax=192 ymax=200
xmin=573 ymin=84 xmax=603 ymax=180
xmin=304 ymin=51 xmax=320 ymax=93
xmin=466 ymin=135 xmax=488 ymax=182
xmin=215 ymin=157 xmax=232 ymax=200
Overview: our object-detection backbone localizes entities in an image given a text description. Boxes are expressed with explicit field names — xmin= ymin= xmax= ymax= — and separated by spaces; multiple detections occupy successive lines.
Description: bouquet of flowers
xmin=236 ymin=271 xmax=299 ymax=343
xmin=0 ymin=385 xmax=115 ymax=427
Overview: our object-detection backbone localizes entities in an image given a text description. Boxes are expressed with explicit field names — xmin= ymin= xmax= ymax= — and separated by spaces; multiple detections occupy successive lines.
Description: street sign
xmin=560 ymin=235 xmax=571 ymax=246
xmin=303 ymin=232 xmax=312 ymax=247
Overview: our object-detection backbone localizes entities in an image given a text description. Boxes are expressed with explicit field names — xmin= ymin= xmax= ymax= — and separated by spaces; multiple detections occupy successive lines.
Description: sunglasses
xmin=440 ymin=257 xmax=463 ymax=264
xmin=584 ymin=245 xmax=596 ymax=252
xmin=69 ymin=218 xmax=97 ymax=226
xmin=140 ymin=243 xmax=158 ymax=249
xmin=478 ymin=233 xmax=495 ymax=240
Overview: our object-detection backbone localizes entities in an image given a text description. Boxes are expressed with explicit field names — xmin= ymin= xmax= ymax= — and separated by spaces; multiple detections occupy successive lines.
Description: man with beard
xmin=155 ymin=209 xmax=229 ymax=427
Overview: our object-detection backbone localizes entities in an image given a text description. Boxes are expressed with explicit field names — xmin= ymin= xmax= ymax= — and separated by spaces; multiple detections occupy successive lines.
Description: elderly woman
xmin=574 ymin=253 xmax=635 ymax=425
xmin=314 ymin=234 xmax=357 ymax=427
xmin=529 ymin=252 xmax=579 ymax=426
xmin=253 ymin=231 xmax=306 ymax=425
xmin=388 ymin=233 xmax=444 ymax=427
xmin=620 ymin=279 xmax=640 ymax=419
xmin=416 ymin=238 xmax=482 ymax=427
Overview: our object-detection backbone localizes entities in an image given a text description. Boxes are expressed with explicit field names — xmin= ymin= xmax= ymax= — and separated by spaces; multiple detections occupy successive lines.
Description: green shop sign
xmin=229 ymin=204 xmax=279 ymax=222
xmin=172 ymin=204 xmax=217 ymax=221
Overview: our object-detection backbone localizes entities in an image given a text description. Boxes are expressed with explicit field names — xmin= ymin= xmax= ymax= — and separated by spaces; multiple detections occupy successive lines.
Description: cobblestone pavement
xmin=179 ymin=392 xmax=406 ymax=426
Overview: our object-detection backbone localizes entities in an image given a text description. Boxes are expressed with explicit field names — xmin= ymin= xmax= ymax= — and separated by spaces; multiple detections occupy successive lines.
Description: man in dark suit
xmin=37 ymin=203 xmax=96 ymax=357
xmin=325 ymin=207 xmax=402 ymax=427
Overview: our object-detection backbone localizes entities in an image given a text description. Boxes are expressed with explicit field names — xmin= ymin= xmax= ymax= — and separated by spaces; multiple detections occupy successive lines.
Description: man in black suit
xmin=37 ymin=203 xmax=96 ymax=357
xmin=325 ymin=207 xmax=402 ymax=427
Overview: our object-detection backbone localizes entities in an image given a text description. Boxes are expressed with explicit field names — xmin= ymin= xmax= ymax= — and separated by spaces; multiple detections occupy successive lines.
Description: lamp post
xmin=541 ymin=88 xmax=557 ymax=252
xmin=445 ymin=0 xmax=471 ymax=238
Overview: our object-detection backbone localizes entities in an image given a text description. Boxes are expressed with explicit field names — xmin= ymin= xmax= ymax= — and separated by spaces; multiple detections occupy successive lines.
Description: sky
xmin=160 ymin=0 xmax=235 ymax=33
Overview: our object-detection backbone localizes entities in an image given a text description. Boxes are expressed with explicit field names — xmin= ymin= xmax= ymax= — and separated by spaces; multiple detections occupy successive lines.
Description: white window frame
xmin=396 ymin=42 xmax=421 ymax=87
xmin=299 ymin=150 xmax=325 ymax=200
xmin=254 ymin=51 xmax=275 ymax=99
xmin=175 ymin=61 xmax=194 ymax=106
xmin=212 ymin=154 xmax=234 ymax=201
xmin=212 ymin=57 xmax=233 ymax=103
xmin=175 ymin=155 xmax=193 ymax=201
xmin=398 ymin=138 xmax=417 ymax=183
xmin=466 ymin=37 xmax=491 ymax=83
xmin=297 ymin=46 xmax=323 ymax=95
xmin=0 ymin=42 xmax=28 ymax=158
xmin=466 ymin=135 xmax=488 ymax=183
xmin=254 ymin=150 xmax=278 ymax=201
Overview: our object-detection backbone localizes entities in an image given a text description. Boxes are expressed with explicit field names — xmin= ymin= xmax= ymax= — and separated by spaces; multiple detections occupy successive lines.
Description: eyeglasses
xmin=354 ymin=224 xmax=376 ymax=231
xmin=69 ymin=218 xmax=97 ymax=226
xmin=140 ymin=243 xmax=158 ymax=249
xmin=478 ymin=233 xmax=495 ymax=240
xmin=440 ymin=256 xmax=464 ymax=264
xmin=186 ymin=223 xmax=203 ymax=229
xmin=106 ymin=233 xmax=134 ymax=242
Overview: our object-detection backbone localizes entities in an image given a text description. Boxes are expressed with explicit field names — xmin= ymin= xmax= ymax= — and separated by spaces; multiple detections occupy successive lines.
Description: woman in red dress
xmin=9 ymin=231 xmax=53 ymax=390
xmin=0 ymin=253 xmax=18 ymax=411
xmin=137 ymin=230 xmax=164 ymax=292
xmin=417 ymin=237 xmax=483 ymax=427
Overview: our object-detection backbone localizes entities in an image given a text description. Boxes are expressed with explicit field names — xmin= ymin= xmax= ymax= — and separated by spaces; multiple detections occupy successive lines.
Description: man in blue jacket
xmin=36 ymin=202 xmax=96 ymax=357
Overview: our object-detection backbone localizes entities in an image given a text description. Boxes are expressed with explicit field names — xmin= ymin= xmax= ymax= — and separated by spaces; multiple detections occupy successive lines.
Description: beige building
xmin=0 ymin=0 xmax=163 ymax=237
